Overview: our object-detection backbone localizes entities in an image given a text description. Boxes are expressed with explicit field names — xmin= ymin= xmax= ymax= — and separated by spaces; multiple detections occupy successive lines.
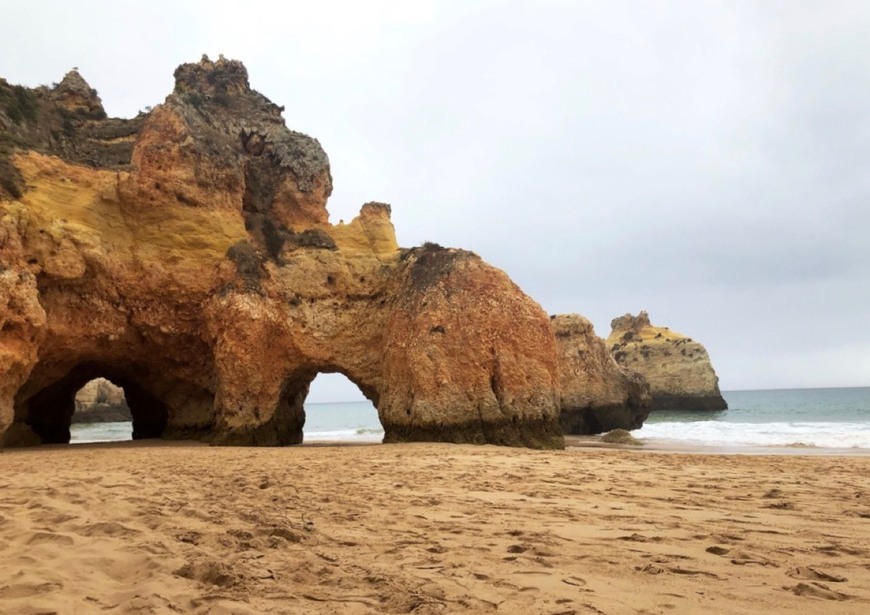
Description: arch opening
xmin=71 ymin=378 xmax=133 ymax=443
xmin=14 ymin=363 xmax=170 ymax=446
xmin=302 ymin=372 xmax=382 ymax=443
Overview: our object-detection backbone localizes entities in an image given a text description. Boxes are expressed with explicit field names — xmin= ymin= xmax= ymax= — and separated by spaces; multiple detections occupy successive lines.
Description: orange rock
xmin=381 ymin=247 xmax=562 ymax=448
xmin=552 ymin=314 xmax=651 ymax=434
xmin=0 ymin=57 xmax=563 ymax=449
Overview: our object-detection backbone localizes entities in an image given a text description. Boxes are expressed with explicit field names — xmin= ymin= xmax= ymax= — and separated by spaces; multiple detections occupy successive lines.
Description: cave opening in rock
xmin=16 ymin=363 xmax=170 ymax=446
xmin=303 ymin=372 xmax=382 ymax=443
xmin=70 ymin=378 xmax=133 ymax=443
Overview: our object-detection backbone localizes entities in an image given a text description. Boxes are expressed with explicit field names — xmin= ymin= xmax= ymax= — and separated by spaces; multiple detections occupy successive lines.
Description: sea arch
xmin=12 ymin=362 xmax=169 ymax=445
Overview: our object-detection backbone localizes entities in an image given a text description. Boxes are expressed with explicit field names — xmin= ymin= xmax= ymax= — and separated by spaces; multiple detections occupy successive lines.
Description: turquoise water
xmin=637 ymin=387 xmax=870 ymax=448
xmin=70 ymin=388 xmax=870 ymax=449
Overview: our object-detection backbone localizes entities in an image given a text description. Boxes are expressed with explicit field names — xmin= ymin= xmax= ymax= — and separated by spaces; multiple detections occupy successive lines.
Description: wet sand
xmin=1 ymin=441 xmax=868 ymax=614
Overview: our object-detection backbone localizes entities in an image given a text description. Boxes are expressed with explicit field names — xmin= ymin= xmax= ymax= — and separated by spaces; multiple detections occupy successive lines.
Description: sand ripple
xmin=0 ymin=442 xmax=868 ymax=613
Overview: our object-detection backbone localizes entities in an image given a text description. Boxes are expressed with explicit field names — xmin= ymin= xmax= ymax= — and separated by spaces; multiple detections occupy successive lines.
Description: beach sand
xmin=0 ymin=442 xmax=868 ymax=614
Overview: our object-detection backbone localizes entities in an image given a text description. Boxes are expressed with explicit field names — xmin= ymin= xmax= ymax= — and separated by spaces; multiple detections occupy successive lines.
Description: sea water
xmin=70 ymin=421 xmax=134 ymax=444
xmin=301 ymin=401 xmax=383 ymax=442
xmin=70 ymin=388 xmax=870 ymax=450
xmin=636 ymin=387 xmax=870 ymax=449
xmin=69 ymin=401 xmax=382 ymax=444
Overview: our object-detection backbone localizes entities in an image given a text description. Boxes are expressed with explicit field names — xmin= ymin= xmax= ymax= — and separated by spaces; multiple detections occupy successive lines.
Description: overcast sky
xmin=2 ymin=1 xmax=868 ymax=401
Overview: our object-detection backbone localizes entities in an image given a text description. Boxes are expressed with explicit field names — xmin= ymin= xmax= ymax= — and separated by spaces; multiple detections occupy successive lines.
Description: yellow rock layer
xmin=12 ymin=152 xmax=248 ymax=268
xmin=329 ymin=216 xmax=398 ymax=256
xmin=606 ymin=323 xmax=687 ymax=346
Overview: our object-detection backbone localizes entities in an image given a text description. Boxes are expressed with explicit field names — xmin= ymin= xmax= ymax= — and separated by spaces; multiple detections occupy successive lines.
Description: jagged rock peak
xmin=173 ymin=54 xmax=252 ymax=97
xmin=163 ymin=55 xmax=331 ymax=200
xmin=360 ymin=201 xmax=392 ymax=217
xmin=50 ymin=69 xmax=105 ymax=119
xmin=552 ymin=313 xmax=594 ymax=337
xmin=611 ymin=310 xmax=652 ymax=334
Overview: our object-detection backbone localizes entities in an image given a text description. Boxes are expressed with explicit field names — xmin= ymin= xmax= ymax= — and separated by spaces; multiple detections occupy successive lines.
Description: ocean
xmin=637 ymin=387 xmax=870 ymax=450
xmin=69 ymin=387 xmax=870 ymax=451
xmin=69 ymin=401 xmax=384 ymax=445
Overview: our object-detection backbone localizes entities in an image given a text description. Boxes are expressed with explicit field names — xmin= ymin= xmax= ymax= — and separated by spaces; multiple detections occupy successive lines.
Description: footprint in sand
xmin=787 ymin=566 xmax=847 ymax=583
xmin=637 ymin=563 xmax=665 ymax=575
xmin=816 ymin=543 xmax=868 ymax=557
xmin=174 ymin=558 xmax=238 ymax=588
xmin=25 ymin=532 xmax=74 ymax=546
xmin=618 ymin=533 xmax=664 ymax=543
xmin=706 ymin=545 xmax=777 ymax=566
xmin=39 ymin=512 xmax=78 ymax=525
xmin=785 ymin=582 xmax=850 ymax=601
xmin=562 ymin=576 xmax=587 ymax=587
xmin=0 ymin=581 xmax=63 ymax=599
xmin=79 ymin=521 xmax=140 ymax=538
xmin=667 ymin=566 xmax=720 ymax=578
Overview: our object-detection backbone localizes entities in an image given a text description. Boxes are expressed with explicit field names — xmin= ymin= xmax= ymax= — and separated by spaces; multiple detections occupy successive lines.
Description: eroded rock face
xmin=0 ymin=269 xmax=45 ymax=445
xmin=72 ymin=378 xmax=132 ymax=423
xmin=0 ymin=56 xmax=563 ymax=449
xmin=552 ymin=314 xmax=651 ymax=434
xmin=381 ymin=248 xmax=562 ymax=448
xmin=607 ymin=311 xmax=727 ymax=411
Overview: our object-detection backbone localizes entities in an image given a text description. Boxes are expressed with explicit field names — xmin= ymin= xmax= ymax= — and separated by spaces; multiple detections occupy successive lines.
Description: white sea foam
xmin=305 ymin=428 xmax=384 ymax=442
xmin=59 ymin=390 xmax=870 ymax=449
xmin=69 ymin=421 xmax=133 ymax=444
xmin=635 ymin=421 xmax=870 ymax=449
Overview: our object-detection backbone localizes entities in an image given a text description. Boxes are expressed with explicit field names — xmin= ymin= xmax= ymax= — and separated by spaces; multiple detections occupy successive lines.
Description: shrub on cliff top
xmin=1 ymin=84 xmax=39 ymax=125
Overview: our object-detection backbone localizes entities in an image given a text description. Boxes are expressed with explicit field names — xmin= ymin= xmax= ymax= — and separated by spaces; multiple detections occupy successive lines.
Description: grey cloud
xmin=2 ymin=0 xmax=868 ymax=400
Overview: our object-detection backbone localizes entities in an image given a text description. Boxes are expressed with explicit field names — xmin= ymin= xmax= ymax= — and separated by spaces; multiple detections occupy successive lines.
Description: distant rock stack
xmin=72 ymin=379 xmax=132 ymax=423
xmin=552 ymin=314 xmax=651 ymax=434
xmin=607 ymin=311 xmax=727 ymax=412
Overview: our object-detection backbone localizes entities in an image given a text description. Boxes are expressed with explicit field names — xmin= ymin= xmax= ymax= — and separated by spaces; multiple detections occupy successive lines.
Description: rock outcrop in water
xmin=552 ymin=314 xmax=651 ymax=434
xmin=72 ymin=378 xmax=132 ymax=423
xmin=607 ymin=311 xmax=727 ymax=411
xmin=0 ymin=56 xmax=563 ymax=449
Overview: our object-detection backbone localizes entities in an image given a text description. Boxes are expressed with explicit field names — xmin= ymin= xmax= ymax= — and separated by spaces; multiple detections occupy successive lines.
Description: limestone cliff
xmin=72 ymin=378 xmax=132 ymax=423
xmin=0 ymin=56 xmax=563 ymax=449
xmin=607 ymin=312 xmax=727 ymax=411
xmin=552 ymin=314 xmax=650 ymax=434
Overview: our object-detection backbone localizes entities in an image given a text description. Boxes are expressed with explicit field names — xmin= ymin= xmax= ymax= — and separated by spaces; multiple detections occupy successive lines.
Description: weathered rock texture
xmin=607 ymin=312 xmax=727 ymax=411
xmin=72 ymin=378 xmax=132 ymax=423
xmin=552 ymin=314 xmax=651 ymax=434
xmin=0 ymin=56 xmax=563 ymax=449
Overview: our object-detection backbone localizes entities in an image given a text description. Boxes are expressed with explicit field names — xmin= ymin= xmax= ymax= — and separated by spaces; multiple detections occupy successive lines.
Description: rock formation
xmin=72 ymin=378 xmax=132 ymax=423
xmin=0 ymin=56 xmax=563 ymax=449
xmin=607 ymin=312 xmax=727 ymax=411
xmin=551 ymin=314 xmax=651 ymax=434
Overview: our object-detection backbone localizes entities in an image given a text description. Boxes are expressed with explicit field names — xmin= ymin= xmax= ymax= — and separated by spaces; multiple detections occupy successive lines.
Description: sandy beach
xmin=1 ymin=442 xmax=868 ymax=614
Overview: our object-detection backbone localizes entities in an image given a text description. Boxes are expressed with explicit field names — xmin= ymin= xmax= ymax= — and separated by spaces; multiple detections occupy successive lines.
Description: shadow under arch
xmin=14 ymin=362 xmax=169 ymax=445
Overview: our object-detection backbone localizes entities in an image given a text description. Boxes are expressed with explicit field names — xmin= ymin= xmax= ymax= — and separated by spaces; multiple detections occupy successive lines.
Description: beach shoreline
xmin=57 ymin=433 xmax=870 ymax=457
xmin=564 ymin=435 xmax=870 ymax=457
xmin=1 ymin=442 xmax=868 ymax=613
